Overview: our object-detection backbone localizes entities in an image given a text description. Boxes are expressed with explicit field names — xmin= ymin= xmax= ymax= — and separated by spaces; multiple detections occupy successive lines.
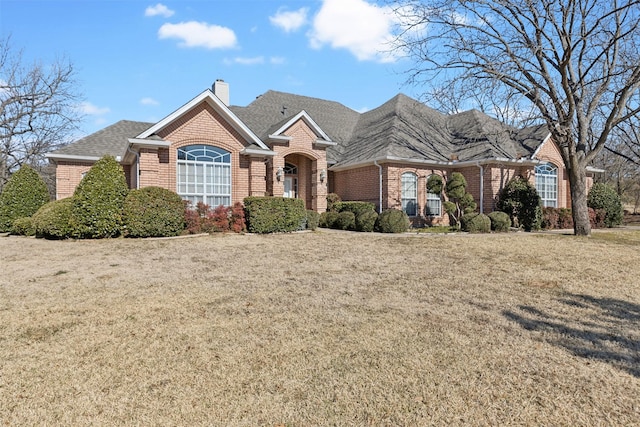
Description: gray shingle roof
xmin=53 ymin=91 xmax=549 ymax=168
xmin=51 ymin=120 xmax=153 ymax=159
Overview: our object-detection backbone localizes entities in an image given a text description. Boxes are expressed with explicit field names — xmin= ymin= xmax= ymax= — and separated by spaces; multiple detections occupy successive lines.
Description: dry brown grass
xmin=1 ymin=230 xmax=639 ymax=426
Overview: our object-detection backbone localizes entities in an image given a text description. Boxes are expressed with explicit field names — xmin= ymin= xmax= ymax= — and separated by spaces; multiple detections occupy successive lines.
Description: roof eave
xmin=330 ymin=156 xmax=539 ymax=172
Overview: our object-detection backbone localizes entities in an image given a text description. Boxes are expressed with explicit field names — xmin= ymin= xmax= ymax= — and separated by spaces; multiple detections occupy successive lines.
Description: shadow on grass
xmin=504 ymin=293 xmax=640 ymax=377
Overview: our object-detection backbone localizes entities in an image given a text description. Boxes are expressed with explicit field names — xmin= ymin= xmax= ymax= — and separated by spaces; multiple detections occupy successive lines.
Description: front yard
xmin=1 ymin=230 xmax=638 ymax=425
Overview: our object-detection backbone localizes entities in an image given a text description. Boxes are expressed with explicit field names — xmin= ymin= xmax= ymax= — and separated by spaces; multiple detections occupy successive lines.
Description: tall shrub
xmin=497 ymin=176 xmax=542 ymax=231
xmin=587 ymin=183 xmax=623 ymax=228
xmin=244 ymin=197 xmax=306 ymax=233
xmin=72 ymin=155 xmax=129 ymax=238
xmin=122 ymin=187 xmax=185 ymax=238
xmin=0 ymin=165 xmax=50 ymax=232
xmin=429 ymin=172 xmax=476 ymax=229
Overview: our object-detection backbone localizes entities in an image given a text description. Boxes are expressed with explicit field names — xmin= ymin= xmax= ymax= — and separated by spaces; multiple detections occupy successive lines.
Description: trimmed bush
xmin=32 ymin=198 xmax=76 ymax=239
xmin=356 ymin=209 xmax=378 ymax=232
xmin=541 ymin=207 xmax=559 ymax=229
xmin=461 ymin=212 xmax=491 ymax=233
xmin=306 ymin=210 xmax=320 ymax=230
xmin=326 ymin=193 xmax=342 ymax=212
xmin=229 ymin=202 xmax=246 ymax=233
xmin=375 ymin=209 xmax=410 ymax=233
xmin=72 ymin=155 xmax=129 ymax=238
xmin=589 ymin=207 xmax=606 ymax=229
xmin=0 ymin=165 xmax=50 ymax=232
xmin=588 ymin=183 xmax=623 ymax=228
xmin=11 ymin=217 xmax=36 ymax=236
xmin=244 ymin=197 xmax=306 ymax=233
xmin=122 ymin=187 xmax=185 ymax=238
xmin=319 ymin=211 xmax=339 ymax=228
xmin=497 ymin=176 xmax=542 ymax=231
xmin=557 ymin=208 xmax=574 ymax=229
xmin=488 ymin=211 xmax=511 ymax=232
xmin=333 ymin=201 xmax=376 ymax=216
xmin=335 ymin=211 xmax=356 ymax=230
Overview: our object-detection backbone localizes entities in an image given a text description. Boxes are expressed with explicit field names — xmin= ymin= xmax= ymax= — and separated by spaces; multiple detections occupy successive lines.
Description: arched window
xmin=401 ymin=172 xmax=417 ymax=216
xmin=425 ymin=175 xmax=442 ymax=216
xmin=177 ymin=145 xmax=231 ymax=207
xmin=283 ymin=162 xmax=298 ymax=199
xmin=535 ymin=163 xmax=557 ymax=207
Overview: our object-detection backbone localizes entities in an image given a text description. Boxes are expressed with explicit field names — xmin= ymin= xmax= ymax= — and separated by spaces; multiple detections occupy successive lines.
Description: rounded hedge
xmin=306 ymin=210 xmax=320 ymax=230
xmin=319 ymin=211 xmax=339 ymax=228
xmin=0 ymin=165 xmax=50 ymax=232
xmin=122 ymin=187 xmax=185 ymax=238
xmin=32 ymin=198 xmax=76 ymax=239
xmin=73 ymin=155 xmax=129 ymax=238
xmin=587 ymin=183 xmax=623 ymax=228
xmin=335 ymin=211 xmax=355 ymax=230
xmin=11 ymin=217 xmax=36 ymax=236
xmin=488 ymin=211 xmax=511 ymax=232
xmin=356 ymin=209 xmax=378 ymax=232
xmin=375 ymin=209 xmax=410 ymax=233
xmin=461 ymin=212 xmax=491 ymax=233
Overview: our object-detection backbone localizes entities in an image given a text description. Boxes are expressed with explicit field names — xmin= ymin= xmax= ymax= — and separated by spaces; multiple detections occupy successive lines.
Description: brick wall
xmin=534 ymin=139 xmax=569 ymax=208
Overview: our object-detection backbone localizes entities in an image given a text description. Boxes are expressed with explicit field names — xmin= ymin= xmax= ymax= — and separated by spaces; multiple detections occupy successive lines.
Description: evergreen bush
xmin=375 ymin=209 xmax=410 ymax=233
xmin=306 ymin=210 xmax=320 ymax=230
xmin=319 ymin=211 xmax=339 ymax=228
xmin=326 ymin=193 xmax=341 ymax=212
xmin=32 ymin=198 xmax=76 ymax=239
xmin=497 ymin=176 xmax=542 ymax=231
xmin=461 ymin=212 xmax=491 ymax=233
xmin=0 ymin=165 xmax=50 ymax=232
xmin=243 ymin=197 xmax=306 ymax=233
xmin=11 ymin=217 xmax=36 ymax=236
xmin=587 ymin=183 xmax=623 ymax=227
xmin=356 ymin=209 xmax=378 ymax=232
xmin=122 ymin=187 xmax=185 ymax=238
xmin=334 ymin=211 xmax=355 ymax=230
xmin=333 ymin=201 xmax=376 ymax=216
xmin=488 ymin=211 xmax=511 ymax=232
xmin=72 ymin=155 xmax=129 ymax=238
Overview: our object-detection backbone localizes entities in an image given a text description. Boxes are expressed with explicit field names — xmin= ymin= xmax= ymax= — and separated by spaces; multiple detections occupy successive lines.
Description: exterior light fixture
xmin=319 ymin=169 xmax=326 ymax=183
xmin=276 ymin=167 xmax=284 ymax=181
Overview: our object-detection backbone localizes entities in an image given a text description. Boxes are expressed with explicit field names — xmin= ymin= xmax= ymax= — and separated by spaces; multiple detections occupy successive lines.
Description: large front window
xmin=535 ymin=163 xmax=557 ymax=207
xmin=177 ymin=145 xmax=231 ymax=207
xmin=401 ymin=172 xmax=417 ymax=216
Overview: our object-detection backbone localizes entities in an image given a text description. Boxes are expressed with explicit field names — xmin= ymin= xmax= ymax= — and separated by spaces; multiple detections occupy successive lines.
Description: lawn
xmin=1 ymin=230 xmax=639 ymax=425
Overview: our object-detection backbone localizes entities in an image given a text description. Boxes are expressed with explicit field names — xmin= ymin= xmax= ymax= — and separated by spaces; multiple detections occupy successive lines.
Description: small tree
xmin=587 ymin=183 xmax=623 ymax=228
xmin=497 ymin=176 xmax=542 ymax=231
xmin=429 ymin=172 xmax=476 ymax=229
xmin=0 ymin=165 xmax=49 ymax=231
xmin=72 ymin=155 xmax=129 ymax=238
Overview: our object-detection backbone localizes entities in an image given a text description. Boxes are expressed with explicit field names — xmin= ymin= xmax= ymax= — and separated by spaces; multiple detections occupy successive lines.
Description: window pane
xmin=177 ymin=145 xmax=231 ymax=207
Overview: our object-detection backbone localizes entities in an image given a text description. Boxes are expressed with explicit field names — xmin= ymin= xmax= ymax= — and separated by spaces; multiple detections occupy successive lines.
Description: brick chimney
xmin=212 ymin=79 xmax=229 ymax=106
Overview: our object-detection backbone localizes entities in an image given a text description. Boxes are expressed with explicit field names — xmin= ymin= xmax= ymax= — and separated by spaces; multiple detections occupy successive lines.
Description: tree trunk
xmin=567 ymin=165 xmax=591 ymax=236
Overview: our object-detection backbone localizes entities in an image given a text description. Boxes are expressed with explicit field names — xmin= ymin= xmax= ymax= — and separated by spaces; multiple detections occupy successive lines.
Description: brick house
xmin=47 ymin=81 xmax=600 ymax=225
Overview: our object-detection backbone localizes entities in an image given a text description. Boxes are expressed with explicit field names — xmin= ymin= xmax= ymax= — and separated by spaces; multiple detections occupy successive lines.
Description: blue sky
xmin=1 ymin=0 xmax=419 ymax=137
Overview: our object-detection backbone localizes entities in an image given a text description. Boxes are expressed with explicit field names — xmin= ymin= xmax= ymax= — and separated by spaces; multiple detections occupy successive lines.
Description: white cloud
xmin=270 ymin=7 xmax=309 ymax=33
xmin=140 ymin=97 xmax=159 ymax=106
xmin=80 ymin=102 xmax=110 ymax=116
xmin=308 ymin=0 xmax=398 ymax=63
xmin=223 ymin=56 xmax=264 ymax=66
xmin=158 ymin=21 xmax=237 ymax=49
xmin=145 ymin=3 xmax=175 ymax=18
xmin=270 ymin=56 xmax=286 ymax=65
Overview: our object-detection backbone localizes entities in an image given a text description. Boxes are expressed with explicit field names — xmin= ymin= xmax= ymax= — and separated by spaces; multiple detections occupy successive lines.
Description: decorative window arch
xmin=401 ymin=172 xmax=418 ymax=216
xmin=283 ymin=163 xmax=297 ymax=175
xmin=535 ymin=162 xmax=558 ymax=207
xmin=425 ymin=175 xmax=442 ymax=216
xmin=177 ymin=144 xmax=231 ymax=207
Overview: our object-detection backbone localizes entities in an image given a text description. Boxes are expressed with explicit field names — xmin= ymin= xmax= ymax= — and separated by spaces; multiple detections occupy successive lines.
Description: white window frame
xmin=401 ymin=172 xmax=418 ymax=216
xmin=177 ymin=145 xmax=231 ymax=207
xmin=535 ymin=163 xmax=558 ymax=207
xmin=425 ymin=176 xmax=442 ymax=216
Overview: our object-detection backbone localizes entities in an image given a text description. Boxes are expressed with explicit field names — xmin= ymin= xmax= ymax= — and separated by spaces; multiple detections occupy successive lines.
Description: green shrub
xmin=333 ymin=201 xmax=376 ymax=216
xmin=497 ymin=176 xmax=542 ymax=231
xmin=438 ymin=172 xmax=476 ymax=228
xmin=588 ymin=183 xmax=623 ymax=228
xmin=461 ymin=212 xmax=491 ymax=233
xmin=0 ymin=165 xmax=50 ymax=232
xmin=356 ymin=209 xmax=378 ymax=232
xmin=11 ymin=217 xmax=36 ymax=236
xmin=319 ymin=211 xmax=339 ymax=228
xmin=488 ymin=211 xmax=511 ymax=232
xmin=32 ymin=198 xmax=76 ymax=239
xmin=326 ymin=193 xmax=341 ymax=212
xmin=306 ymin=210 xmax=320 ymax=230
xmin=334 ymin=211 xmax=356 ymax=230
xmin=72 ymin=155 xmax=129 ymax=238
xmin=375 ymin=209 xmax=410 ymax=233
xmin=122 ymin=187 xmax=185 ymax=238
xmin=243 ymin=197 xmax=306 ymax=233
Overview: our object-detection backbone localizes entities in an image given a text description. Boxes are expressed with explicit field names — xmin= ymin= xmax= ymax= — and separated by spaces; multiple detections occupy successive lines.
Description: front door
xmin=284 ymin=176 xmax=297 ymax=198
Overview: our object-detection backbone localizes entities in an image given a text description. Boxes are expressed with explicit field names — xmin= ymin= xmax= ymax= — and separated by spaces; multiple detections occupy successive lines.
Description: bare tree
xmin=391 ymin=0 xmax=640 ymax=235
xmin=0 ymin=37 xmax=82 ymax=193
